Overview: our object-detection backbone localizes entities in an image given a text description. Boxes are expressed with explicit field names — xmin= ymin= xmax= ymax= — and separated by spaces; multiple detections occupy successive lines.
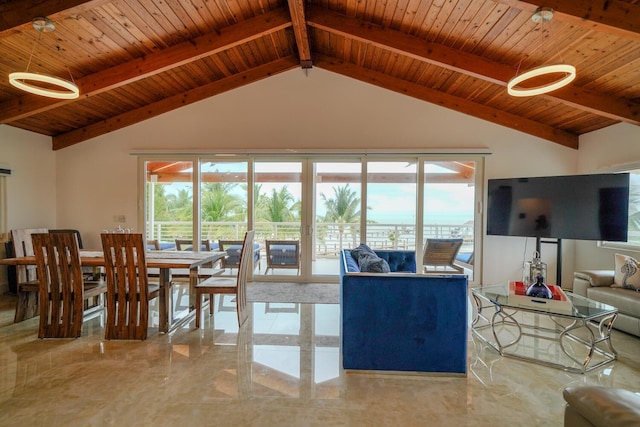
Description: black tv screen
xmin=487 ymin=173 xmax=629 ymax=241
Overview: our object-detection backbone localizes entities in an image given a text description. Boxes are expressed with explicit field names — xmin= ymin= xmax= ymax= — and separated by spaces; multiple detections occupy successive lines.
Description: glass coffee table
xmin=471 ymin=284 xmax=618 ymax=374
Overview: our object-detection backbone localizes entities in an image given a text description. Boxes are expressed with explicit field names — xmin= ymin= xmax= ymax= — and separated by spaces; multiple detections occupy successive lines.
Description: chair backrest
xmin=32 ymin=232 xmax=84 ymax=338
xmin=147 ymin=239 xmax=161 ymax=250
xmin=101 ymin=233 xmax=151 ymax=340
xmin=11 ymin=228 xmax=48 ymax=283
xmin=50 ymin=229 xmax=84 ymax=249
xmin=175 ymin=239 xmax=211 ymax=251
xmin=265 ymin=240 xmax=300 ymax=267
xmin=235 ymin=231 xmax=254 ymax=326
xmin=423 ymin=238 xmax=464 ymax=267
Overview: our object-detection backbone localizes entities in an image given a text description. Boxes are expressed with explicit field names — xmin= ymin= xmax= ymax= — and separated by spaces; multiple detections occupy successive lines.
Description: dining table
xmin=0 ymin=249 xmax=226 ymax=334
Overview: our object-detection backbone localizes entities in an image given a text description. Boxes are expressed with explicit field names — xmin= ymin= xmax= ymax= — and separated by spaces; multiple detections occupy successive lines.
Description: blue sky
xmin=158 ymin=160 xmax=475 ymax=226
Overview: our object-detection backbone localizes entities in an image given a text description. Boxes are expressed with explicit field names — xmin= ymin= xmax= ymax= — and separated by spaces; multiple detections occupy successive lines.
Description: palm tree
xmin=167 ymin=188 xmax=193 ymax=221
xmin=149 ymin=184 xmax=171 ymax=221
xmin=258 ymin=186 xmax=299 ymax=238
xmin=321 ymin=184 xmax=360 ymax=249
xmin=201 ymin=182 xmax=244 ymax=222
xmin=250 ymin=183 xmax=267 ymax=221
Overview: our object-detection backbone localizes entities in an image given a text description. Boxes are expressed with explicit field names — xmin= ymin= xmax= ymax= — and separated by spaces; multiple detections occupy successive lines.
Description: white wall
xmin=0 ymin=126 xmax=56 ymax=229
xmin=574 ymin=123 xmax=640 ymax=271
xmin=6 ymin=68 xmax=582 ymax=286
xmin=0 ymin=125 xmax=56 ymax=290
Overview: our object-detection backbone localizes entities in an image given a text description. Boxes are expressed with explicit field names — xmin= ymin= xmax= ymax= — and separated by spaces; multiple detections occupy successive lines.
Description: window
xmin=601 ymin=168 xmax=640 ymax=251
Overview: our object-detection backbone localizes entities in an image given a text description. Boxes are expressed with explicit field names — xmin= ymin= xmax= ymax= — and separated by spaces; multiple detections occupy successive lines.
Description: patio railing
xmin=147 ymin=221 xmax=474 ymax=256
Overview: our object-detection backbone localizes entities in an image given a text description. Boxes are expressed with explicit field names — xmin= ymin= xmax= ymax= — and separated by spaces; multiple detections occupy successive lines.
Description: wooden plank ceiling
xmin=0 ymin=0 xmax=638 ymax=151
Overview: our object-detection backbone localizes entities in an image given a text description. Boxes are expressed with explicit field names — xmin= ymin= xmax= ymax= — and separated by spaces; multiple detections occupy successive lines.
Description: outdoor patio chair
xmin=219 ymin=240 xmax=261 ymax=272
xmin=265 ymin=240 xmax=300 ymax=274
xmin=422 ymin=238 xmax=464 ymax=273
xmin=175 ymin=239 xmax=213 ymax=251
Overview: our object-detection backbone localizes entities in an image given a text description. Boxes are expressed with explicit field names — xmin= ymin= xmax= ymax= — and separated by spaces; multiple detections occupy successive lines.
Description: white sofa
xmin=573 ymin=270 xmax=640 ymax=337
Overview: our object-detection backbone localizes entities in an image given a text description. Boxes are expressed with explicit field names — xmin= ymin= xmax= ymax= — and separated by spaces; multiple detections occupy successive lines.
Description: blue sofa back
xmin=340 ymin=249 xmax=468 ymax=375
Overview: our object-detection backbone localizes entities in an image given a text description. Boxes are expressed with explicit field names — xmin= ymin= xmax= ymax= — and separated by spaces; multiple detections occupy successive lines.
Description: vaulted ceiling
xmin=1 ymin=0 xmax=638 ymax=151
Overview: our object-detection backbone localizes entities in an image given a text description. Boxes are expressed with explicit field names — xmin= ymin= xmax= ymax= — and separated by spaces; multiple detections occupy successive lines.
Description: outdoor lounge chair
xmin=422 ymin=238 xmax=464 ymax=273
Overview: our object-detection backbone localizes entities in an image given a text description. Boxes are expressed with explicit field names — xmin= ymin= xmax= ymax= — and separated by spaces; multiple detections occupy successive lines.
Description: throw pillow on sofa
xmin=350 ymin=244 xmax=391 ymax=273
xmin=613 ymin=253 xmax=640 ymax=291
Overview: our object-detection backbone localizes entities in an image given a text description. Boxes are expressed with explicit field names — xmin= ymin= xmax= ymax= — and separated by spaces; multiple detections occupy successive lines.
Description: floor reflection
xmin=0 ymin=291 xmax=639 ymax=426
xmin=193 ymin=296 xmax=341 ymax=400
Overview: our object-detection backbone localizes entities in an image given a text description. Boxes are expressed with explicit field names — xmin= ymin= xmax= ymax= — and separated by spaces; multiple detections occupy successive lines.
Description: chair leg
xmin=14 ymin=289 xmax=38 ymax=323
xmin=209 ymin=294 xmax=214 ymax=315
xmin=195 ymin=291 xmax=201 ymax=329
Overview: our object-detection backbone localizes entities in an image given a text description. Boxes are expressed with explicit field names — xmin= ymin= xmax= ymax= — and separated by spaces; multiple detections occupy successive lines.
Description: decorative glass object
xmin=523 ymin=251 xmax=553 ymax=299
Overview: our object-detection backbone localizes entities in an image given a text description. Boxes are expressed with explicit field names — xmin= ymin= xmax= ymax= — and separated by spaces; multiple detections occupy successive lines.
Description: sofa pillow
xmin=613 ymin=253 xmax=640 ymax=291
xmin=350 ymin=244 xmax=390 ymax=273
xmin=358 ymin=253 xmax=391 ymax=273
xmin=350 ymin=243 xmax=376 ymax=259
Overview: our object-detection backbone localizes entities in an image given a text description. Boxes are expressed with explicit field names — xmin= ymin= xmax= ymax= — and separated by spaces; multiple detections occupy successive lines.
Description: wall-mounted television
xmin=487 ymin=173 xmax=630 ymax=241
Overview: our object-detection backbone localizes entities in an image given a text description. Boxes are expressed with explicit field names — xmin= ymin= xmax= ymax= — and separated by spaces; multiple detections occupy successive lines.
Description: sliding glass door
xmin=254 ymin=161 xmax=303 ymax=278
xmin=312 ymin=161 xmax=362 ymax=277
xmin=145 ymin=160 xmax=194 ymax=247
xmin=199 ymin=160 xmax=249 ymax=242
xmin=422 ymin=160 xmax=477 ymax=281
xmin=366 ymin=161 xmax=417 ymax=251
xmin=143 ymin=155 xmax=483 ymax=284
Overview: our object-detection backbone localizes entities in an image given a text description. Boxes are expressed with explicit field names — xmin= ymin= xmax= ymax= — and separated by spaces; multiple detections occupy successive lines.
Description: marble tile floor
xmin=0 ymin=293 xmax=638 ymax=427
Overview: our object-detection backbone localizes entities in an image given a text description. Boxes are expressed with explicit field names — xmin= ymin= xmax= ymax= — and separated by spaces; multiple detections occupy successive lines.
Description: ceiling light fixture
xmin=507 ymin=7 xmax=576 ymax=97
xmin=8 ymin=17 xmax=79 ymax=99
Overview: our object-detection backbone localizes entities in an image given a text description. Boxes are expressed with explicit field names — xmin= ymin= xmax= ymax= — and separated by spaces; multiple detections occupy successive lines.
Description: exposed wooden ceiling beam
xmin=504 ymin=1 xmax=640 ymax=40
xmin=52 ymin=56 xmax=300 ymax=150
xmin=306 ymin=6 xmax=640 ymax=126
xmin=314 ymin=54 xmax=579 ymax=149
xmin=0 ymin=0 xmax=109 ymax=35
xmin=287 ymin=0 xmax=313 ymax=68
xmin=0 ymin=8 xmax=293 ymax=124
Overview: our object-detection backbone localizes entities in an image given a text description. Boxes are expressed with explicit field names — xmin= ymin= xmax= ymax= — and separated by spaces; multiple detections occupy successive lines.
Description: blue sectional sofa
xmin=340 ymin=249 xmax=468 ymax=375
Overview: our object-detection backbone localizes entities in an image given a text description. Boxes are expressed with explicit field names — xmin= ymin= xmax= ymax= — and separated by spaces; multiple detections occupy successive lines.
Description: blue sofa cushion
xmin=351 ymin=244 xmax=390 ymax=273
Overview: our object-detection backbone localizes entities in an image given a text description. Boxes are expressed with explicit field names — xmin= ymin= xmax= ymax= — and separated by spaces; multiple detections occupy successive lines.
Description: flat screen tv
xmin=487 ymin=173 xmax=629 ymax=241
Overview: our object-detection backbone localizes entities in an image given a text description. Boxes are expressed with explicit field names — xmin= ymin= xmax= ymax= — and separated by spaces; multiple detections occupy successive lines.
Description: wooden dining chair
xmin=101 ymin=233 xmax=159 ymax=340
xmin=11 ymin=228 xmax=48 ymax=322
xmin=32 ymin=232 xmax=86 ymax=338
xmin=195 ymin=230 xmax=254 ymax=328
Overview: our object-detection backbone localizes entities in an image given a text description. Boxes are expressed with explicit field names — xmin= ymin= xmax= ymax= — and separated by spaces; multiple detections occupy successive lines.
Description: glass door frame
xmin=138 ymin=153 xmax=485 ymax=285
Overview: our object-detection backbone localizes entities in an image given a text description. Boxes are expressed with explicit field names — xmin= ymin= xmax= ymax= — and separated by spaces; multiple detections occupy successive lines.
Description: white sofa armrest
xmin=563 ymin=386 xmax=640 ymax=427
xmin=573 ymin=270 xmax=615 ymax=297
